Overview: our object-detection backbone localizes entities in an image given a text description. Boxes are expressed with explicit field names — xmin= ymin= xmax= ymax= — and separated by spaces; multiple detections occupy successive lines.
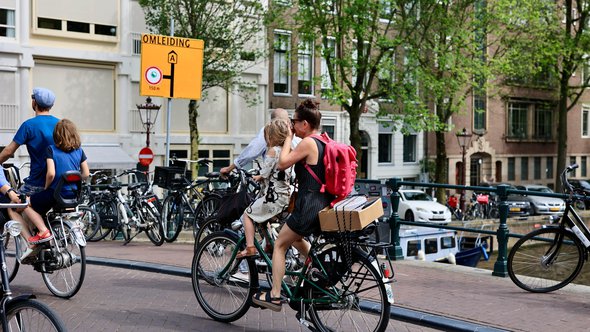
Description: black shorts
xmin=30 ymin=189 xmax=56 ymax=216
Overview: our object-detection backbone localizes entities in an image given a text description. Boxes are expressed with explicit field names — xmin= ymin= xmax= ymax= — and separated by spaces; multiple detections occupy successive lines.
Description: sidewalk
xmin=85 ymin=239 xmax=590 ymax=332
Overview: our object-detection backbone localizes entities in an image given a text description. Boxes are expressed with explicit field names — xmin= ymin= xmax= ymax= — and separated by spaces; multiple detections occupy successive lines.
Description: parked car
xmin=398 ymin=189 xmax=452 ymax=224
xmin=567 ymin=179 xmax=590 ymax=209
xmin=479 ymin=183 xmax=531 ymax=217
xmin=515 ymin=184 xmax=565 ymax=215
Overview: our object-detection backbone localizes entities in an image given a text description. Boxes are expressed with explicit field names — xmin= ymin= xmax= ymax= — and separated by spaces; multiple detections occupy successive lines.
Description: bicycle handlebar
xmin=0 ymin=202 xmax=28 ymax=209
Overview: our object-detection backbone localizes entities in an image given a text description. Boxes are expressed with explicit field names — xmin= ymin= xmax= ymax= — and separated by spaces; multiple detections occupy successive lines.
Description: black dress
xmin=287 ymin=138 xmax=333 ymax=236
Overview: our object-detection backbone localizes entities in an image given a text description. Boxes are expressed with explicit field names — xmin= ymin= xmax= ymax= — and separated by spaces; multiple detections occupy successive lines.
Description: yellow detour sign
xmin=140 ymin=34 xmax=204 ymax=99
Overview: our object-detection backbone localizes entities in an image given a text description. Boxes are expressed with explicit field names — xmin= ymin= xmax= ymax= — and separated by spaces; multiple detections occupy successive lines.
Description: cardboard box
xmin=319 ymin=197 xmax=384 ymax=232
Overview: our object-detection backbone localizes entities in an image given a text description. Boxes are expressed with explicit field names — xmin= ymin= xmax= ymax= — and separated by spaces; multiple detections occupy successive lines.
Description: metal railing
xmin=385 ymin=178 xmax=574 ymax=277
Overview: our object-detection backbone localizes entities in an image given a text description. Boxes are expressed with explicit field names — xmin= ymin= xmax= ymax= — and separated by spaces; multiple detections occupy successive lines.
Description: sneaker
xmin=19 ymin=247 xmax=34 ymax=261
xmin=28 ymin=229 xmax=53 ymax=245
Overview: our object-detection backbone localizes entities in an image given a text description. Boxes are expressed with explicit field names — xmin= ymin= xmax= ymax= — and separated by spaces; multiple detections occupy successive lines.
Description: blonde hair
xmin=264 ymin=118 xmax=290 ymax=147
xmin=53 ymin=119 xmax=81 ymax=152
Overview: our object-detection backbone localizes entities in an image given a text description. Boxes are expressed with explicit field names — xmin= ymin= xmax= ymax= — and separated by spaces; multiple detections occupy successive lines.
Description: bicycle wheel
xmin=142 ymin=201 xmax=164 ymax=246
xmin=192 ymin=232 xmax=254 ymax=323
xmin=42 ymin=221 xmax=86 ymax=298
xmin=4 ymin=232 xmax=22 ymax=282
xmin=161 ymin=194 xmax=183 ymax=242
xmin=87 ymin=198 xmax=117 ymax=241
xmin=508 ymin=227 xmax=585 ymax=293
xmin=193 ymin=194 xmax=222 ymax=238
xmin=6 ymin=298 xmax=67 ymax=331
xmin=307 ymin=250 xmax=390 ymax=332
xmin=78 ymin=205 xmax=101 ymax=241
xmin=194 ymin=216 xmax=225 ymax=249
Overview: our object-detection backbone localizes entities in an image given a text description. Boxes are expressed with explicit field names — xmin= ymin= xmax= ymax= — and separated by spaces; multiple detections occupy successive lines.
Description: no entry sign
xmin=138 ymin=147 xmax=154 ymax=166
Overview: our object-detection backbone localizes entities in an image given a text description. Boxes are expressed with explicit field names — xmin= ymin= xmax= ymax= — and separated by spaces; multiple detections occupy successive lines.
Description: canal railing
xmin=382 ymin=178 xmax=576 ymax=277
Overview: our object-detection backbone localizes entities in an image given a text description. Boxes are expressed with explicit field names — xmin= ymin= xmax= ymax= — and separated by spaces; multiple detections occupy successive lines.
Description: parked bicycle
xmin=191 ymin=209 xmax=394 ymax=331
xmin=446 ymin=195 xmax=463 ymax=220
xmin=5 ymin=171 xmax=87 ymax=299
xmin=508 ymin=164 xmax=590 ymax=293
xmin=0 ymin=206 xmax=67 ymax=331
xmin=87 ymin=169 xmax=163 ymax=245
xmin=160 ymin=158 xmax=224 ymax=241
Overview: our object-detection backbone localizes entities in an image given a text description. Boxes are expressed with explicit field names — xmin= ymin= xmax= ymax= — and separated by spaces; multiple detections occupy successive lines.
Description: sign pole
xmin=164 ymin=18 xmax=175 ymax=168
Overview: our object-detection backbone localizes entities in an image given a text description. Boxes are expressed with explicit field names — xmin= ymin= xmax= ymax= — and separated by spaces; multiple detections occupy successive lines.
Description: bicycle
xmin=0 ymin=205 xmax=67 ymax=331
xmin=87 ymin=170 xmax=164 ymax=245
xmin=5 ymin=171 xmax=88 ymax=299
xmin=446 ymin=195 xmax=463 ymax=220
xmin=191 ymin=207 xmax=394 ymax=331
xmin=508 ymin=163 xmax=590 ymax=293
xmin=160 ymin=158 xmax=224 ymax=241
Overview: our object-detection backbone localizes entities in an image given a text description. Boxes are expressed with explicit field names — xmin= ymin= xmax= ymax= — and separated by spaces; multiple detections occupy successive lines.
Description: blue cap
xmin=32 ymin=87 xmax=55 ymax=109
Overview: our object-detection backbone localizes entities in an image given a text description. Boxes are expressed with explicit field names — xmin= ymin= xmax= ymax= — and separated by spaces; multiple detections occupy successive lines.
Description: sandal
xmin=236 ymin=246 xmax=258 ymax=259
xmin=252 ymin=291 xmax=282 ymax=312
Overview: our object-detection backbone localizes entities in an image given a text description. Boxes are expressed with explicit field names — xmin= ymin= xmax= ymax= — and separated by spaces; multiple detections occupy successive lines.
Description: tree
xmin=491 ymin=0 xmax=590 ymax=186
xmin=404 ymin=0 xmax=492 ymax=201
xmin=294 ymin=0 xmax=434 ymax=161
xmin=139 ymin=0 xmax=272 ymax=174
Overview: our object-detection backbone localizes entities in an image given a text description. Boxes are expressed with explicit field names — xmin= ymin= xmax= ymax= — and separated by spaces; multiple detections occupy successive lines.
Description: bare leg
xmin=237 ymin=214 xmax=256 ymax=257
xmin=23 ymin=207 xmax=49 ymax=234
xmin=271 ymin=223 xmax=302 ymax=298
xmin=291 ymin=238 xmax=310 ymax=262
xmin=7 ymin=209 xmax=33 ymax=240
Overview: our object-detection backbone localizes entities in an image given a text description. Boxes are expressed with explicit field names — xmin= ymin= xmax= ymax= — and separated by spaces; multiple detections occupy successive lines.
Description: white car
xmin=398 ymin=190 xmax=452 ymax=224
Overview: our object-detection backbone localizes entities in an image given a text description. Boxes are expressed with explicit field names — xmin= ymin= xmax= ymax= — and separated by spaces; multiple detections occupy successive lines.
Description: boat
xmin=399 ymin=226 xmax=489 ymax=267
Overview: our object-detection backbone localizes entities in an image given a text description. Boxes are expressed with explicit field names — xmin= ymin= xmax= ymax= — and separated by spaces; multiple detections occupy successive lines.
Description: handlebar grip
xmin=568 ymin=164 xmax=579 ymax=171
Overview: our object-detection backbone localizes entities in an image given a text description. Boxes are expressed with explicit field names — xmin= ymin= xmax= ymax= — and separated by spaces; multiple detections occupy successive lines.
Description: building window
xmin=582 ymin=156 xmax=587 ymax=178
xmin=403 ymin=134 xmax=416 ymax=163
xmin=95 ymin=24 xmax=116 ymax=36
xmin=378 ymin=133 xmax=392 ymax=163
xmin=297 ymin=40 xmax=313 ymax=95
xmin=521 ymin=157 xmax=528 ymax=180
xmin=322 ymin=124 xmax=335 ymax=139
xmin=534 ymin=157 xmax=541 ymax=180
xmin=198 ymin=148 xmax=231 ymax=175
xmin=583 ymin=105 xmax=590 ymax=137
xmin=273 ymin=31 xmax=291 ymax=95
xmin=507 ymin=100 xmax=555 ymax=140
xmin=473 ymin=95 xmax=486 ymax=132
xmin=0 ymin=8 xmax=15 ymax=37
xmin=320 ymin=37 xmax=336 ymax=97
xmin=508 ymin=157 xmax=515 ymax=181
xmin=67 ymin=21 xmax=90 ymax=33
xmin=546 ymin=156 xmax=553 ymax=179
xmin=38 ymin=17 xmax=62 ymax=30
xmin=131 ymin=32 xmax=141 ymax=55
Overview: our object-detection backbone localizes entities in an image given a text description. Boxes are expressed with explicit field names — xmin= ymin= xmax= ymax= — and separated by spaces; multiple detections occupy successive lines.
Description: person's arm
xmin=234 ymin=127 xmax=267 ymax=169
xmin=45 ymin=158 xmax=55 ymax=189
xmin=278 ymin=135 xmax=312 ymax=171
xmin=0 ymin=141 xmax=20 ymax=165
xmin=80 ymin=160 xmax=90 ymax=180
xmin=0 ymin=170 xmax=19 ymax=202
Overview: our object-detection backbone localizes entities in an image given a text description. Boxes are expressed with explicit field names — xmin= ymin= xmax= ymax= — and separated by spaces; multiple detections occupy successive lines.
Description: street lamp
xmin=136 ymin=97 xmax=161 ymax=147
xmin=456 ymin=128 xmax=473 ymax=212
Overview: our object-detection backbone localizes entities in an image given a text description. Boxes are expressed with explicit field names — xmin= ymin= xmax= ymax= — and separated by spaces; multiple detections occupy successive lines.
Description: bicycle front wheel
xmin=6 ymin=298 xmax=67 ymax=331
xmin=161 ymin=194 xmax=183 ymax=242
xmin=193 ymin=194 xmax=222 ymax=238
xmin=508 ymin=227 xmax=585 ymax=293
xmin=307 ymin=251 xmax=390 ymax=332
xmin=42 ymin=221 xmax=87 ymax=298
xmin=4 ymin=232 xmax=22 ymax=282
xmin=192 ymin=232 xmax=254 ymax=323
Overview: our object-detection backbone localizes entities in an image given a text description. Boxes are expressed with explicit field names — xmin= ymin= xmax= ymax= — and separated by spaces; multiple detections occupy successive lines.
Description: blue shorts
xmin=30 ymin=189 xmax=56 ymax=216
xmin=20 ymin=183 xmax=45 ymax=196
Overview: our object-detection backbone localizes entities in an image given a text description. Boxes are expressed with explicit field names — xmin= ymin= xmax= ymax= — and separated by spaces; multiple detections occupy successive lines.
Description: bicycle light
xmin=4 ymin=220 xmax=22 ymax=237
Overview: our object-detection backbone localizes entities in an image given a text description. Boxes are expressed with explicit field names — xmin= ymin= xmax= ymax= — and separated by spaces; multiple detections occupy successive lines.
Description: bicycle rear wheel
xmin=87 ymin=198 xmax=117 ymax=241
xmin=192 ymin=232 xmax=254 ymax=323
xmin=6 ymin=298 xmax=67 ymax=331
xmin=307 ymin=250 xmax=390 ymax=332
xmin=141 ymin=201 xmax=164 ymax=246
xmin=78 ymin=205 xmax=101 ymax=241
xmin=42 ymin=221 xmax=86 ymax=298
xmin=193 ymin=194 xmax=222 ymax=238
xmin=161 ymin=194 xmax=183 ymax=242
xmin=508 ymin=227 xmax=585 ymax=293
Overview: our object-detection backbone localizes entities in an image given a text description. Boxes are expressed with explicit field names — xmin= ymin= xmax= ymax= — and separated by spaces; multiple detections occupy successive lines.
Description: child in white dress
xmin=237 ymin=118 xmax=293 ymax=258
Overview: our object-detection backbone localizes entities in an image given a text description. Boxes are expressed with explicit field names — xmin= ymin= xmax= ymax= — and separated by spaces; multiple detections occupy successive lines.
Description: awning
xmin=82 ymin=145 xmax=137 ymax=170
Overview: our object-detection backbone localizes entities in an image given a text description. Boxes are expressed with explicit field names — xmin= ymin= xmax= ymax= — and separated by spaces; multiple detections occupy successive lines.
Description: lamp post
xmin=456 ymin=128 xmax=473 ymax=212
xmin=136 ymin=97 xmax=161 ymax=147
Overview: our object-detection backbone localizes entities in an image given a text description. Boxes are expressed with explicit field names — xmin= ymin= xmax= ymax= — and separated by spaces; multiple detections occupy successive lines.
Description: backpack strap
xmin=304 ymin=135 xmax=327 ymax=193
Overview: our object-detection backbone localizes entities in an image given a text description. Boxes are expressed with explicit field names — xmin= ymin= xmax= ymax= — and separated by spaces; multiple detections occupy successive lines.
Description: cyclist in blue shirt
xmin=0 ymin=87 xmax=60 ymax=196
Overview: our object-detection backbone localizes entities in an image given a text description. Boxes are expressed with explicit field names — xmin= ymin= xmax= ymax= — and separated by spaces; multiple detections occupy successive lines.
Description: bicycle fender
xmin=53 ymin=219 xmax=87 ymax=247
xmin=223 ymin=229 xmax=240 ymax=242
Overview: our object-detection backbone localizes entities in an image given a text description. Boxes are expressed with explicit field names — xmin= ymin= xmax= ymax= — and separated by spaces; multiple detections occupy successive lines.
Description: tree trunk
xmin=349 ymin=107 xmax=363 ymax=177
xmin=189 ymin=100 xmax=200 ymax=180
xmin=434 ymin=130 xmax=448 ymax=203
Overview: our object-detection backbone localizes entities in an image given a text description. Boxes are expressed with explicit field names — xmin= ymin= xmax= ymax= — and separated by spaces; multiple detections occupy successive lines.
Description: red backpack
xmin=305 ymin=132 xmax=358 ymax=207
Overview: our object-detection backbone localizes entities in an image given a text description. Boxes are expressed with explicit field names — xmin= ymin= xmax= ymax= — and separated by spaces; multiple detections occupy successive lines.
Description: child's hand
xmin=253 ymin=175 xmax=263 ymax=182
